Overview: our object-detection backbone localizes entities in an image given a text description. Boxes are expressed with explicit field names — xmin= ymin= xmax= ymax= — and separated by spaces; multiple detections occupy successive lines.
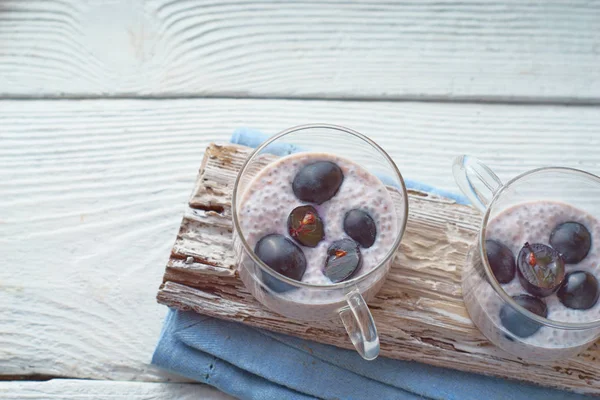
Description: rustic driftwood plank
xmin=157 ymin=143 xmax=600 ymax=395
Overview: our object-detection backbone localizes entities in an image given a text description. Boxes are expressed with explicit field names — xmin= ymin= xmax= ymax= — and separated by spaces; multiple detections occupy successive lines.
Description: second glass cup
xmin=232 ymin=124 xmax=408 ymax=360
xmin=454 ymin=155 xmax=600 ymax=361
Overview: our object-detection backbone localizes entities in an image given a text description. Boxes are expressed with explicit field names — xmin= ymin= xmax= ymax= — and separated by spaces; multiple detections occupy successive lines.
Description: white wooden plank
xmin=0 ymin=380 xmax=235 ymax=400
xmin=1 ymin=98 xmax=600 ymax=381
xmin=0 ymin=0 xmax=599 ymax=101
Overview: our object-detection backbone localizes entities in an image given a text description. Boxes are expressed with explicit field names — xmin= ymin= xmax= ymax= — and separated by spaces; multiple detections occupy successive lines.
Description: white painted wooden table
xmin=1 ymin=1 xmax=599 ymax=398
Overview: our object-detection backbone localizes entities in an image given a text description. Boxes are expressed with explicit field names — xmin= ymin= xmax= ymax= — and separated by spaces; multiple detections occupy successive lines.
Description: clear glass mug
xmin=454 ymin=155 xmax=600 ymax=361
xmin=232 ymin=124 xmax=408 ymax=360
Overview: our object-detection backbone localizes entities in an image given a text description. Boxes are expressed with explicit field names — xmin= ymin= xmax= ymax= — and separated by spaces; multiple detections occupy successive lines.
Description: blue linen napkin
xmin=152 ymin=129 xmax=592 ymax=400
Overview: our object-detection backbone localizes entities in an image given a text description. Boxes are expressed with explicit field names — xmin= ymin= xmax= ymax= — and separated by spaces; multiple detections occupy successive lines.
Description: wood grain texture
xmin=0 ymin=0 xmax=599 ymax=101
xmin=157 ymin=143 xmax=600 ymax=395
xmin=2 ymin=98 xmax=600 ymax=382
xmin=0 ymin=380 xmax=235 ymax=400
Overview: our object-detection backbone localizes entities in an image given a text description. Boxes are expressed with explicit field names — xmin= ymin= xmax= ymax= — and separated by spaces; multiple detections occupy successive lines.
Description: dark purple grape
xmin=500 ymin=294 xmax=548 ymax=338
xmin=485 ymin=239 xmax=516 ymax=284
xmin=557 ymin=271 xmax=599 ymax=310
xmin=324 ymin=238 xmax=362 ymax=283
xmin=255 ymin=234 xmax=306 ymax=292
xmin=292 ymin=161 xmax=343 ymax=204
xmin=287 ymin=205 xmax=324 ymax=247
xmin=343 ymin=209 xmax=377 ymax=248
xmin=550 ymin=222 xmax=592 ymax=264
xmin=517 ymin=243 xmax=565 ymax=297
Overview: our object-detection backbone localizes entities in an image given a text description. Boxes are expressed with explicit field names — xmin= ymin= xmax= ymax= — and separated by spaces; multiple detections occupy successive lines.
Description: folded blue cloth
xmin=152 ymin=129 xmax=592 ymax=400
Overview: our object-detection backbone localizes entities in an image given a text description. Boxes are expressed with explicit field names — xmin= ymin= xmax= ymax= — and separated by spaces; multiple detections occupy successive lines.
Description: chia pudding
xmin=464 ymin=200 xmax=600 ymax=360
xmin=235 ymin=152 xmax=399 ymax=319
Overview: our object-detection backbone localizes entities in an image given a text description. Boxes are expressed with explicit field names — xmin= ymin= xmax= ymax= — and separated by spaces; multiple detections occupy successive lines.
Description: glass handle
xmin=452 ymin=155 xmax=504 ymax=213
xmin=339 ymin=289 xmax=379 ymax=360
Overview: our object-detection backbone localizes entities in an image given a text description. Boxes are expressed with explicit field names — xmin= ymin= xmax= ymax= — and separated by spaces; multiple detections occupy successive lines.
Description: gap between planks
xmin=3 ymin=95 xmax=600 ymax=107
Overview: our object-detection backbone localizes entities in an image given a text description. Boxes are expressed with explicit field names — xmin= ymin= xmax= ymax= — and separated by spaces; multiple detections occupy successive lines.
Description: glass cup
xmin=454 ymin=155 xmax=600 ymax=361
xmin=232 ymin=124 xmax=408 ymax=360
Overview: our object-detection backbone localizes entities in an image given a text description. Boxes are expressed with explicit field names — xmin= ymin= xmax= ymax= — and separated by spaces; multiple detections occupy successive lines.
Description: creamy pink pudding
xmin=235 ymin=152 xmax=399 ymax=319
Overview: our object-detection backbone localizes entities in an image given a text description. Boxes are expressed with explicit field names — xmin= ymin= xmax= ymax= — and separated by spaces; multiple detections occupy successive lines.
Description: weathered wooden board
xmin=158 ymin=143 xmax=600 ymax=395
xmin=0 ymin=380 xmax=235 ymax=400
xmin=3 ymin=99 xmax=600 ymax=383
xmin=1 ymin=0 xmax=599 ymax=102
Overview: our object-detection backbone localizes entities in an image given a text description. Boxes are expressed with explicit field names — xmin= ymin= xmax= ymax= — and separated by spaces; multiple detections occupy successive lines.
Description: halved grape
xmin=287 ymin=205 xmax=324 ymax=247
xmin=324 ymin=238 xmax=362 ymax=283
xmin=517 ymin=243 xmax=565 ymax=297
